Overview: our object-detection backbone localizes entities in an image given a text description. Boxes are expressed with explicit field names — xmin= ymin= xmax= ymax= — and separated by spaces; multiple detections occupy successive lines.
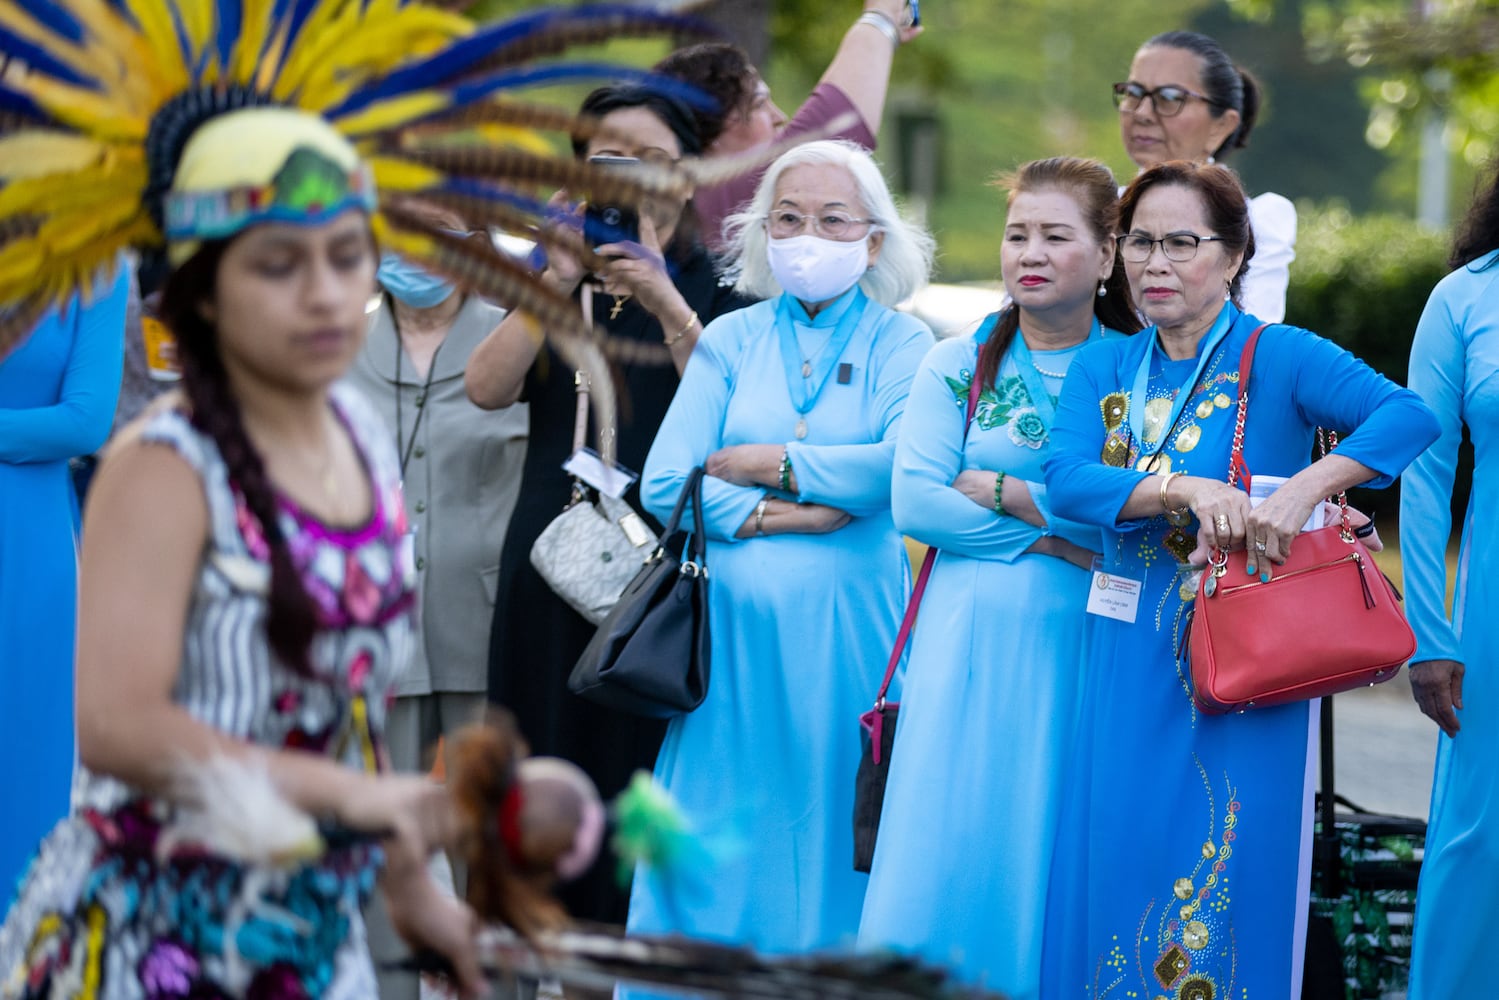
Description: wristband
xmin=855 ymin=10 xmax=900 ymax=47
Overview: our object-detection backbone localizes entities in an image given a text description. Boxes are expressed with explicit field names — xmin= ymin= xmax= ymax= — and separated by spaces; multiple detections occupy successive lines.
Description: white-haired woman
xmin=627 ymin=139 xmax=935 ymax=951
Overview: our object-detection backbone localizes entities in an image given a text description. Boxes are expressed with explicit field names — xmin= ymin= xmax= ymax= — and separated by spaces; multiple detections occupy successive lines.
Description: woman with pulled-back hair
xmin=856 ymin=157 xmax=1138 ymax=997
xmin=1113 ymin=29 xmax=1297 ymax=321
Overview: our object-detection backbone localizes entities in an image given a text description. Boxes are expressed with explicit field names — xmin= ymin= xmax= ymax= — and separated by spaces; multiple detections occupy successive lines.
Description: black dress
xmin=487 ymin=243 xmax=751 ymax=923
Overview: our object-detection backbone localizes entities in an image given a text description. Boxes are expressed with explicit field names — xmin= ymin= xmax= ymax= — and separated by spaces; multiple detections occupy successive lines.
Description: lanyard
xmin=1009 ymin=314 xmax=1102 ymax=430
xmin=1127 ymin=304 xmax=1237 ymax=454
xmin=393 ymin=302 xmax=447 ymax=478
xmin=774 ymin=289 xmax=867 ymax=416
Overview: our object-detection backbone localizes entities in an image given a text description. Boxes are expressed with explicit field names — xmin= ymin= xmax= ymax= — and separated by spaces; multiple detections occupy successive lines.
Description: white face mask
xmin=767 ymin=233 xmax=870 ymax=305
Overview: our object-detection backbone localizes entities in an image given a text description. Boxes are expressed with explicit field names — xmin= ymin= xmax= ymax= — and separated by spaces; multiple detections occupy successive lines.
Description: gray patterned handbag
xmin=530 ymin=360 xmax=653 ymax=624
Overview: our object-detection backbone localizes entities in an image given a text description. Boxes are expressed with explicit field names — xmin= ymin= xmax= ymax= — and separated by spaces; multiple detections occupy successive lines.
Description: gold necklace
xmin=609 ymin=294 xmax=631 ymax=320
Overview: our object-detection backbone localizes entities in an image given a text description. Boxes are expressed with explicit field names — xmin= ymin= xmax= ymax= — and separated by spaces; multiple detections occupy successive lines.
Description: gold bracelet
xmin=664 ymin=310 xmax=698 ymax=346
xmin=1158 ymin=470 xmax=1184 ymax=512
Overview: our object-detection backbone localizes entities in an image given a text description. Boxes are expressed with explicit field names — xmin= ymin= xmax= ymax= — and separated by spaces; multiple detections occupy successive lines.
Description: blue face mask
xmin=378 ymin=254 xmax=455 ymax=309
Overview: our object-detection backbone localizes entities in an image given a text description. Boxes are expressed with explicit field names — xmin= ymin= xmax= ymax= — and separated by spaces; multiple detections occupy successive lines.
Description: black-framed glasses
xmin=1112 ymin=81 xmax=1223 ymax=117
xmin=1119 ymin=232 xmax=1227 ymax=263
xmin=766 ymin=210 xmax=878 ymax=241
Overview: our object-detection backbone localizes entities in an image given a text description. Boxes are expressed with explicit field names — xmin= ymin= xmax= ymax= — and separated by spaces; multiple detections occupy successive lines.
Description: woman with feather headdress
xmin=0 ymin=0 xmax=726 ymax=995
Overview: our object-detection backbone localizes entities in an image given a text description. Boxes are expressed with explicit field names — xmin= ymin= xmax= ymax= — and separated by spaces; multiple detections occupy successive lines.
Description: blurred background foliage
xmin=467 ymin=0 xmax=1485 ymax=520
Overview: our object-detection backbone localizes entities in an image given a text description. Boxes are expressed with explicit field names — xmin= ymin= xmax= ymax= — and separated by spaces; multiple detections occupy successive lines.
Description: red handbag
xmin=1187 ymin=325 xmax=1414 ymax=715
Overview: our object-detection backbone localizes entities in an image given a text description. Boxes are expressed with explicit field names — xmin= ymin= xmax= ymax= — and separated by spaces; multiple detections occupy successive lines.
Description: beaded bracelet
xmin=993 ymin=470 xmax=1006 ymax=515
xmin=778 ymin=448 xmax=793 ymax=493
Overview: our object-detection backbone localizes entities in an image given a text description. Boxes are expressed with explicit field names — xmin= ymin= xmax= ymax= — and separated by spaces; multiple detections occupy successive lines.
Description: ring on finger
xmin=1214 ymin=514 xmax=1230 ymax=534
xmin=1254 ymin=539 xmax=1268 ymax=553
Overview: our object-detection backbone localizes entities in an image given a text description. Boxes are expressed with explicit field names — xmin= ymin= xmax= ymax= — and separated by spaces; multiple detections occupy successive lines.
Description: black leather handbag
xmin=568 ymin=466 xmax=710 ymax=717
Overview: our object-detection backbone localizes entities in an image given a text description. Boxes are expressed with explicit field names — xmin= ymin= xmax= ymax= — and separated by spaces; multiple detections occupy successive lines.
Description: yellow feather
xmin=119 ymin=0 xmax=190 ymax=89
xmin=17 ymin=76 xmax=143 ymax=141
xmin=285 ymin=7 xmax=470 ymax=108
xmin=372 ymin=219 xmax=435 ymax=259
xmin=229 ymin=0 xmax=277 ymax=85
xmin=454 ymin=123 xmax=555 ymax=157
xmin=0 ymin=158 xmax=146 ymax=219
xmin=332 ymin=91 xmax=453 ymax=137
xmin=0 ymin=132 xmax=111 ymax=181
xmin=254 ymin=20 xmax=291 ymax=93
xmin=174 ymin=0 xmax=213 ymax=67
xmin=36 ymin=198 xmax=143 ymax=257
xmin=365 ymin=155 xmax=444 ymax=192
xmin=273 ymin=0 xmax=364 ymax=100
xmin=57 ymin=0 xmax=180 ymax=110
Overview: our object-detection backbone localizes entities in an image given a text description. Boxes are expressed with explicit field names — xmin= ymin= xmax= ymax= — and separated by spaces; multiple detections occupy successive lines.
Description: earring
xmin=1097 ymin=281 xmax=1107 ymax=298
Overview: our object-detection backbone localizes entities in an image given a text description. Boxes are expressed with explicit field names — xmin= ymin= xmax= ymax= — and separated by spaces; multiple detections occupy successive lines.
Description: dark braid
xmin=160 ymin=242 xmax=322 ymax=678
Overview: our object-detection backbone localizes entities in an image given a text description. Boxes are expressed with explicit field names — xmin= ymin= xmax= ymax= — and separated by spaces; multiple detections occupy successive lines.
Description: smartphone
xmin=584 ymin=155 xmax=642 ymax=249
xmin=907 ymin=0 xmax=920 ymax=27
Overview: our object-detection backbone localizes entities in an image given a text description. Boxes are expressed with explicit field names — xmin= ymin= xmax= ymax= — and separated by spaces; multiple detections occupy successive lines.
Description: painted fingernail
xmin=1260 ymin=569 xmax=1271 ymax=583
xmin=1245 ymin=562 xmax=1256 ymax=576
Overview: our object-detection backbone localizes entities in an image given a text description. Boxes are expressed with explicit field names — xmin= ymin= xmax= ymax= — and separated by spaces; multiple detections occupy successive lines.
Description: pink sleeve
xmin=695 ymin=84 xmax=877 ymax=253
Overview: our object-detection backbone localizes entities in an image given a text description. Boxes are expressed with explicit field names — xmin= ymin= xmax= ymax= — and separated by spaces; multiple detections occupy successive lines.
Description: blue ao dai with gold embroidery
xmin=1401 ymin=250 xmax=1499 ymax=999
xmin=628 ymin=286 xmax=933 ymax=952
xmin=857 ymin=316 xmax=1118 ymax=998
xmin=1040 ymin=303 xmax=1436 ymax=999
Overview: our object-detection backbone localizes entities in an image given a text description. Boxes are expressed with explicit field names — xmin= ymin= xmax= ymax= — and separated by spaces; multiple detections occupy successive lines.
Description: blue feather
xmin=438 ymin=177 xmax=552 ymax=218
xmin=447 ymin=64 xmax=716 ymax=112
xmin=323 ymin=4 xmax=709 ymax=119
xmin=214 ymin=0 xmax=242 ymax=70
xmin=0 ymin=24 xmax=98 ymax=89
xmin=277 ymin=0 xmax=322 ymax=62
xmin=13 ymin=0 xmax=85 ymax=45
xmin=0 ymin=82 xmax=52 ymax=124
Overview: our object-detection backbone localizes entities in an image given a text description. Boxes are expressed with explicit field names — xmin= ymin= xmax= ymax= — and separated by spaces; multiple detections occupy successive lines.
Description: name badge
xmin=1086 ymin=557 xmax=1141 ymax=623
xmin=562 ymin=447 xmax=639 ymax=499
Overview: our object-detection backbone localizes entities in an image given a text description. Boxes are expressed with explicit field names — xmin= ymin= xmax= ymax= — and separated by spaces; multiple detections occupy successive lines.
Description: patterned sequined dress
xmin=1039 ymin=304 xmax=1436 ymax=1000
xmin=0 ymin=384 xmax=415 ymax=1000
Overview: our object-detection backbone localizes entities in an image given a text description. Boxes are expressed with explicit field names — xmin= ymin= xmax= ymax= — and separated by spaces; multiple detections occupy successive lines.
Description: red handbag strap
xmin=874 ymin=374 xmax=983 ymax=705
xmin=1226 ymin=323 xmax=1270 ymax=490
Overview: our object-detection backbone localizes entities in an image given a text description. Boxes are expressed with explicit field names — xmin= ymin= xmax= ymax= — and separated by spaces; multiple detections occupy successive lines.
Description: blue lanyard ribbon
xmin=1127 ymin=304 xmax=1239 ymax=453
xmin=1009 ymin=315 xmax=1102 ymax=429
xmin=973 ymin=310 xmax=1103 ymax=429
xmin=774 ymin=289 xmax=868 ymax=415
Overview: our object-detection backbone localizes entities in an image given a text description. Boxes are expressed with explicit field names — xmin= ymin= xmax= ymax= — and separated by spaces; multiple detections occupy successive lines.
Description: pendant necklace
xmin=609 ymin=294 xmax=631 ymax=320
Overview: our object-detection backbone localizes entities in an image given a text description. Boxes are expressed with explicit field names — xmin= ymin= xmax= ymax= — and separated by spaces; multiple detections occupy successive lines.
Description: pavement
xmin=1324 ymin=668 xmax=1439 ymax=820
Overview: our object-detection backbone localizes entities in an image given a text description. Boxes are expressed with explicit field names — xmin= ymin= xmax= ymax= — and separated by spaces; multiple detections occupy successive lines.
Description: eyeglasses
xmin=766 ymin=210 xmax=878 ymax=241
xmin=1119 ymin=232 xmax=1227 ymax=263
xmin=1112 ymin=81 xmax=1223 ymax=118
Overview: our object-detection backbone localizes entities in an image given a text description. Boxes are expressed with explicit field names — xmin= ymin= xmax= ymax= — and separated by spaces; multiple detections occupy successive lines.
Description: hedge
xmin=1285 ymin=204 xmax=1451 ymax=388
xmin=1285 ymin=204 xmax=1461 ymax=523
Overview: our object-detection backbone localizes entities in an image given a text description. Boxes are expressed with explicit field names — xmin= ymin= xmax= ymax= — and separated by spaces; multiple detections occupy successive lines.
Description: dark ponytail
xmin=160 ymin=244 xmax=321 ymax=677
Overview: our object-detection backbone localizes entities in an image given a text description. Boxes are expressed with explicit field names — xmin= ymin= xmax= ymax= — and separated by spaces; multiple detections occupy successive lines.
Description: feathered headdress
xmin=0 ymin=0 xmax=736 ymax=454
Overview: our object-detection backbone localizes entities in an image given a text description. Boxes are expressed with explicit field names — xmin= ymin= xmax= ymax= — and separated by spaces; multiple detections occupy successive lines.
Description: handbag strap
xmin=655 ymin=466 xmax=708 ymax=570
xmin=1225 ymin=322 xmax=1270 ymax=491
xmin=873 ymin=374 xmax=984 ymax=705
xmin=1226 ymin=322 xmax=1353 ymax=538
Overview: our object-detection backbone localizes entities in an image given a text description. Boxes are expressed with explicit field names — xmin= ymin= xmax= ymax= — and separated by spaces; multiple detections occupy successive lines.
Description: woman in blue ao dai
xmin=628 ymin=140 xmax=935 ymax=952
xmin=1039 ymin=162 xmax=1436 ymax=999
xmin=0 ymin=267 xmax=128 ymax=899
xmin=857 ymin=157 xmax=1140 ymax=998
xmin=1403 ymin=163 xmax=1499 ymax=999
